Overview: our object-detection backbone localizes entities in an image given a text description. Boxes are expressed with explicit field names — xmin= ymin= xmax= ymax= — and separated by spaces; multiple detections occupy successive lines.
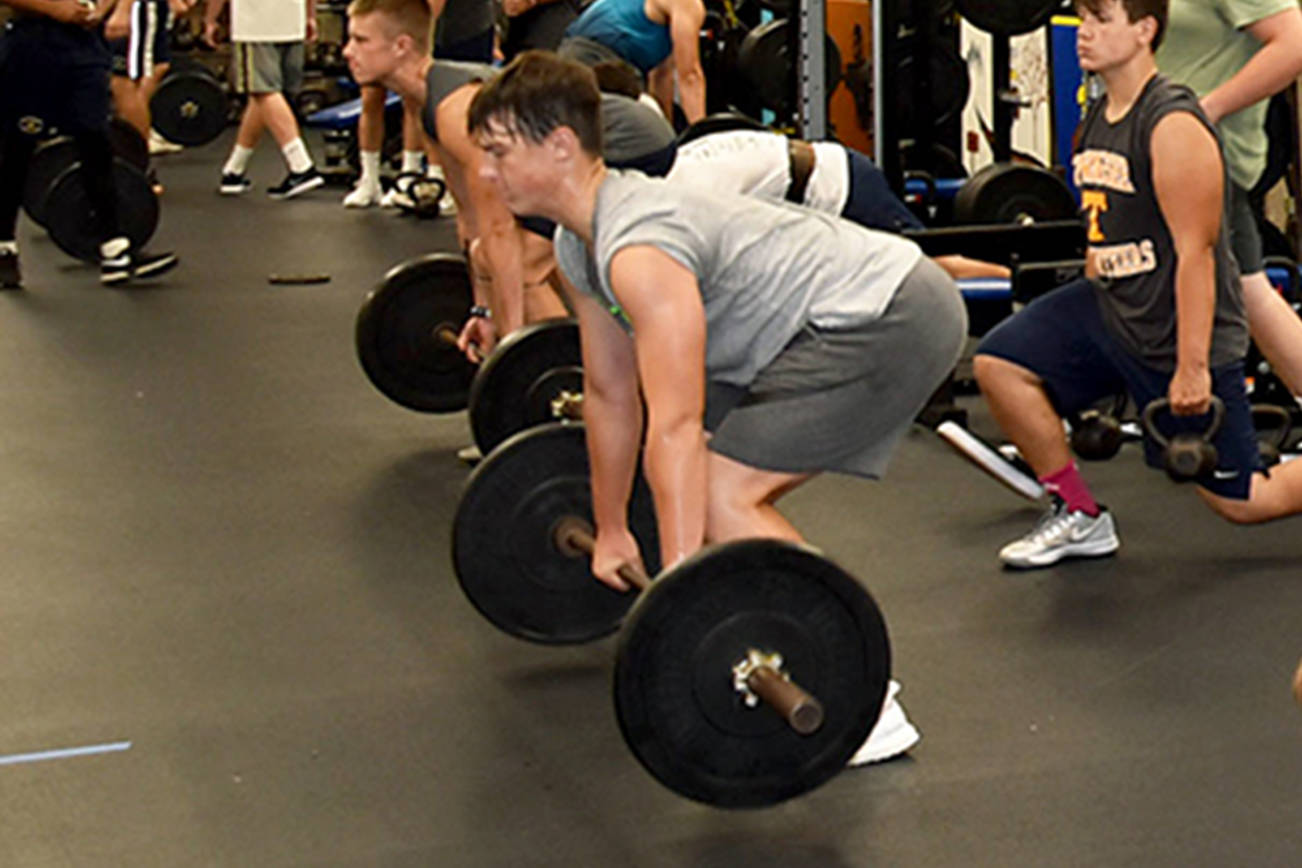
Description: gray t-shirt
xmin=421 ymin=60 xmax=496 ymax=142
xmin=554 ymin=171 xmax=922 ymax=388
xmin=600 ymin=93 xmax=674 ymax=166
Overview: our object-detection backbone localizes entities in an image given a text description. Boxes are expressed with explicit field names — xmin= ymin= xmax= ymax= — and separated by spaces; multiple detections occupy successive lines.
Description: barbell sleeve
xmin=744 ymin=664 xmax=825 ymax=735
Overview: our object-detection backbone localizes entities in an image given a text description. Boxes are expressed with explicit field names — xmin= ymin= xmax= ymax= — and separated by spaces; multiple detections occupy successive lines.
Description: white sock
xmin=0 ymin=240 xmax=17 ymax=255
xmin=223 ymin=145 xmax=254 ymax=176
xmin=100 ymin=237 xmax=130 ymax=260
xmin=282 ymin=138 xmax=313 ymax=174
xmin=358 ymin=151 xmax=382 ymax=188
xmin=402 ymin=149 xmax=423 ymax=175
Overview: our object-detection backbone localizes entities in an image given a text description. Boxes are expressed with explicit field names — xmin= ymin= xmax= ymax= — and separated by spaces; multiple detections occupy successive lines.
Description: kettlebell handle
xmin=1141 ymin=395 xmax=1226 ymax=448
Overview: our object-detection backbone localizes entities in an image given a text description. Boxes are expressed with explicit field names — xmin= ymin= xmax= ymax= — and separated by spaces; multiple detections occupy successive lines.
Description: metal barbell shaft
xmin=552 ymin=515 xmax=825 ymax=734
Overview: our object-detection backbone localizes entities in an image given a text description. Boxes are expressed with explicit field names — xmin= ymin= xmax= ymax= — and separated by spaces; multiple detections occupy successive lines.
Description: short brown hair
xmin=591 ymin=59 xmax=644 ymax=99
xmin=347 ymin=0 xmax=432 ymax=51
xmin=467 ymin=51 xmax=603 ymax=155
xmin=1075 ymin=0 xmax=1168 ymax=51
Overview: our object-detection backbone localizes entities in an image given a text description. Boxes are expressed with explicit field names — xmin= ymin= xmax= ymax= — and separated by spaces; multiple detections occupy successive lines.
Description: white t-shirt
xmin=668 ymin=130 xmax=850 ymax=215
xmin=231 ymin=0 xmax=306 ymax=42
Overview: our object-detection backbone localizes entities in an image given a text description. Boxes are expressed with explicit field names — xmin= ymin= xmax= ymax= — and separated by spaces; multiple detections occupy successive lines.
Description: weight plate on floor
xmin=355 ymin=253 xmax=476 ymax=413
xmin=151 ymin=70 xmax=228 ymax=146
xmin=468 ymin=319 xmax=582 ymax=454
xmin=23 ymin=136 xmax=78 ymax=228
xmin=452 ymin=422 xmax=661 ymax=645
xmin=737 ymin=19 xmax=841 ymax=116
xmin=45 ymin=159 xmax=159 ymax=264
xmin=614 ymin=540 xmax=889 ymax=807
xmin=956 ymin=0 xmax=1060 ymax=36
xmin=953 ymin=162 xmax=1078 ymax=225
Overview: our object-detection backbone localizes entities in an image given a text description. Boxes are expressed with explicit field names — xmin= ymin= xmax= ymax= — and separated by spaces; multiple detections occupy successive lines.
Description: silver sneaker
xmin=999 ymin=496 xmax=1119 ymax=569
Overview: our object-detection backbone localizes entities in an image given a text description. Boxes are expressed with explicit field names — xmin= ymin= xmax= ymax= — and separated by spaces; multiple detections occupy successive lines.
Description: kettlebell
xmin=1251 ymin=403 xmax=1294 ymax=469
xmin=1141 ymin=396 xmax=1225 ymax=481
xmin=1069 ymin=409 xmax=1124 ymax=461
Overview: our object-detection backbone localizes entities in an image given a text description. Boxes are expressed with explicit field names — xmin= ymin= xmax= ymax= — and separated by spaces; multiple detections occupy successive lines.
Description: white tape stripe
xmin=0 ymin=741 xmax=132 ymax=767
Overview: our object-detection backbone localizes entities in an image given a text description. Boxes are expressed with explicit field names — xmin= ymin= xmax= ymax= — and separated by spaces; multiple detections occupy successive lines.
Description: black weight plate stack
xmin=355 ymin=254 xmax=477 ymax=413
xmin=676 ymin=111 xmax=767 ymax=146
xmin=956 ymin=0 xmax=1062 ymax=36
xmin=23 ymin=137 xmax=79 ymax=228
xmin=45 ymin=159 xmax=159 ymax=264
xmin=614 ymin=540 xmax=890 ymax=807
xmin=468 ymin=319 xmax=582 ymax=455
xmin=895 ymin=44 xmax=970 ymax=132
xmin=151 ymin=70 xmax=228 ymax=146
xmin=452 ymin=422 xmax=662 ymax=645
xmin=737 ymin=19 xmax=842 ymax=117
xmin=953 ymin=162 xmax=1078 ymax=225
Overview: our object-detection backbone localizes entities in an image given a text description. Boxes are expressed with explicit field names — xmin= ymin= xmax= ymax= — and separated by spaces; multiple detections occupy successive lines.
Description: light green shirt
xmin=1155 ymin=0 xmax=1296 ymax=189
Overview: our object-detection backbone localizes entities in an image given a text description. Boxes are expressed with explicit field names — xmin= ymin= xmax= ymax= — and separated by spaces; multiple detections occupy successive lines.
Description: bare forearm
xmin=1173 ymin=249 xmax=1216 ymax=371
xmin=676 ymin=68 xmax=706 ymax=123
xmin=478 ymin=225 xmax=527 ymax=334
xmin=642 ymin=419 xmax=707 ymax=569
xmin=648 ymin=65 xmax=675 ymax=121
xmin=1202 ymin=40 xmax=1302 ymax=123
xmin=584 ymin=391 xmax=645 ymax=536
xmin=205 ymin=0 xmax=226 ymax=24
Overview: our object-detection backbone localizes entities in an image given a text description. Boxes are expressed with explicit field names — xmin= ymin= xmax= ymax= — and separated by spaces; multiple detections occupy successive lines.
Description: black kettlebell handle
xmin=1140 ymin=395 xmax=1226 ymax=449
xmin=1251 ymin=403 xmax=1294 ymax=449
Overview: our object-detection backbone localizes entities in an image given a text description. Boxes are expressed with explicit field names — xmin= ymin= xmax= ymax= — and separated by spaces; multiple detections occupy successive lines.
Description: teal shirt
xmin=1155 ymin=0 xmax=1297 ymax=189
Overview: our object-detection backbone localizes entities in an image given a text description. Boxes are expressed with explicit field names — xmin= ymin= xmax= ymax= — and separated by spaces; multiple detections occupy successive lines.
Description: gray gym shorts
xmin=705 ymin=256 xmax=967 ymax=479
xmin=231 ymin=41 xmax=305 ymax=96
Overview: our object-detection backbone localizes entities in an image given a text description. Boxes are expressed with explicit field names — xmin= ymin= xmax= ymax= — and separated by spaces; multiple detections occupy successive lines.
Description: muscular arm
xmin=653 ymin=0 xmax=706 ymax=123
xmin=438 ymin=95 xmax=529 ymax=334
xmin=609 ymin=245 xmax=708 ymax=569
xmin=557 ymin=270 xmax=647 ymax=589
xmin=1200 ymin=6 xmax=1302 ymax=124
xmin=1152 ymin=111 xmax=1221 ymax=414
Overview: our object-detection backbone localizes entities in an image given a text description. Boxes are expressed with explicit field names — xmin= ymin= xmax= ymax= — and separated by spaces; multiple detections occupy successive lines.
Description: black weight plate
xmin=676 ymin=111 xmax=767 ymax=146
xmin=894 ymin=44 xmax=970 ymax=132
xmin=953 ymin=162 xmax=1078 ymax=225
xmin=23 ymin=136 xmax=78 ymax=228
xmin=107 ymin=116 xmax=149 ymax=171
xmin=614 ymin=540 xmax=889 ymax=807
xmin=737 ymin=19 xmax=842 ymax=116
xmin=468 ymin=319 xmax=582 ymax=454
xmin=452 ymin=422 xmax=662 ymax=645
xmin=956 ymin=0 xmax=1062 ymax=36
xmin=45 ymin=159 xmax=159 ymax=264
xmin=355 ymin=253 xmax=476 ymax=413
xmin=151 ymin=70 xmax=228 ymax=146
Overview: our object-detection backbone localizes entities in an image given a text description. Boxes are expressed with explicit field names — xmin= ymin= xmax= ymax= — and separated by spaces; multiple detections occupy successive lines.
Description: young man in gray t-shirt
xmin=468 ymin=51 xmax=969 ymax=765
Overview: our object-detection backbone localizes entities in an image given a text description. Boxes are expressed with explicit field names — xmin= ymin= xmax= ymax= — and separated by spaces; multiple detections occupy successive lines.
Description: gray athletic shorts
xmin=231 ymin=41 xmax=304 ymax=96
xmin=705 ymin=256 xmax=967 ymax=479
xmin=1226 ymin=181 xmax=1264 ymax=275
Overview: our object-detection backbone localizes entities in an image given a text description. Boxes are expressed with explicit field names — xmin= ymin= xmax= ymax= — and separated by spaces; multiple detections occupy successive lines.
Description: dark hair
xmin=591 ymin=59 xmax=644 ymax=100
xmin=467 ymin=51 xmax=603 ymax=155
xmin=1075 ymin=0 xmax=1168 ymax=51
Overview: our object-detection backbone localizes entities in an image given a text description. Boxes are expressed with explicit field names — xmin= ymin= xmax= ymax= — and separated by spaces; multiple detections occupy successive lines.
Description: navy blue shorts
xmin=0 ymin=18 xmax=111 ymax=136
xmin=840 ymin=148 xmax=925 ymax=234
xmin=976 ymin=279 xmax=1260 ymax=499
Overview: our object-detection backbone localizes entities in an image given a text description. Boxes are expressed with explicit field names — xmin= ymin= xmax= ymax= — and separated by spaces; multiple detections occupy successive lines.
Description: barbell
xmin=452 ymin=422 xmax=891 ymax=807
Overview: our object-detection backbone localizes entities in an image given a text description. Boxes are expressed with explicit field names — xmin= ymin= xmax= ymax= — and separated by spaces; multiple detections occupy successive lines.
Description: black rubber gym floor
xmin=3 ymin=134 xmax=1300 ymax=866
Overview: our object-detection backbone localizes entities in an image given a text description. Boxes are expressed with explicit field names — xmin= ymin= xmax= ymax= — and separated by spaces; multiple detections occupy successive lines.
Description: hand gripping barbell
xmin=452 ymin=422 xmax=890 ymax=807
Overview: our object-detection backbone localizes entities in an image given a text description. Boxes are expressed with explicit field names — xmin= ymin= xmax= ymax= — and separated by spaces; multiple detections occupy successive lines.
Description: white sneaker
xmin=937 ymin=421 xmax=1044 ymax=501
xmin=149 ymin=129 xmax=183 ymax=155
xmin=380 ymin=186 xmax=414 ymax=210
xmin=848 ymin=680 xmax=920 ymax=767
xmin=344 ymin=182 xmax=383 ymax=208
xmin=999 ymin=496 xmax=1120 ymax=569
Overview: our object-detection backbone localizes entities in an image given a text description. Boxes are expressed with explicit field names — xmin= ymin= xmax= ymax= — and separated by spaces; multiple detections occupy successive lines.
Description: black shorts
xmin=108 ymin=0 xmax=173 ymax=80
xmin=0 ymin=18 xmax=111 ymax=137
xmin=976 ymin=278 xmax=1260 ymax=499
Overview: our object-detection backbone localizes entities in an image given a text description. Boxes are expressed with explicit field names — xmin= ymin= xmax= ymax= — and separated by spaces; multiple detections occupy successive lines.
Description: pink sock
xmin=1040 ymin=462 xmax=1100 ymax=516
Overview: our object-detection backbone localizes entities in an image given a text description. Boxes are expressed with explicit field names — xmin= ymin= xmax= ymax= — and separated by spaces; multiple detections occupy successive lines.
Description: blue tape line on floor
xmin=0 ymin=741 xmax=132 ymax=767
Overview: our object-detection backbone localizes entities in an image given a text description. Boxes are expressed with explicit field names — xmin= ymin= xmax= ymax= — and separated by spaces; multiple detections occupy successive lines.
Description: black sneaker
xmin=267 ymin=167 xmax=324 ymax=200
xmin=101 ymin=248 xmax=179 ymax=286
xmin=219 ymin=172 xmax=252 ymax=195
xmin=0 ymin=248 xmax=20 ymax=289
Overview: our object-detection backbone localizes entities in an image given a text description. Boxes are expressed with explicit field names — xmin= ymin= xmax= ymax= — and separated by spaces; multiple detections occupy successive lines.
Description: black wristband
xmin=469 ymin=304 xmax=491 ymax=319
